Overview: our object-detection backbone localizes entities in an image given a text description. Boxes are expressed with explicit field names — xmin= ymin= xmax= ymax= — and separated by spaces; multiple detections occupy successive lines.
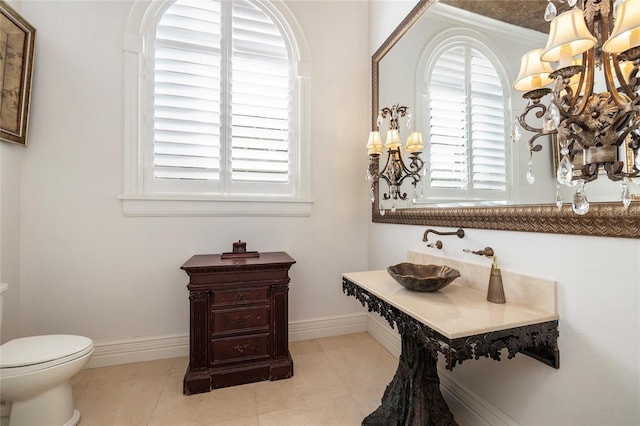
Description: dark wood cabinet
xmin=181 ymin=252 xmax=295 ymax=395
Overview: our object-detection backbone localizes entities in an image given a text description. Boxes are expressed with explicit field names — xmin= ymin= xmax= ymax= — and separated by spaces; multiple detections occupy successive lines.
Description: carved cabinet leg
xmin=363 ymin=333 xmax=457 ymax=426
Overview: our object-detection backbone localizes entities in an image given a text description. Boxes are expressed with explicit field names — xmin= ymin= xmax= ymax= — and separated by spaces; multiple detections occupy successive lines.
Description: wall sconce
xmin=513 ymin=0 xmax=640 ymax=215
xmin=366 ymin=104 xmax=425 ymax=214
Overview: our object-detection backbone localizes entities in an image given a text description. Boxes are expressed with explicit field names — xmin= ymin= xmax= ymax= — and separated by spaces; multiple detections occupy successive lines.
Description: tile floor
xmin=70 ymin=333 xmax=399 ymax=426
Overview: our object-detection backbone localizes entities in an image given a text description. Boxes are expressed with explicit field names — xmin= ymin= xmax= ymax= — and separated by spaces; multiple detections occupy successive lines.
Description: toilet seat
xmin=0 ymin=335 xmax=94 ymax=375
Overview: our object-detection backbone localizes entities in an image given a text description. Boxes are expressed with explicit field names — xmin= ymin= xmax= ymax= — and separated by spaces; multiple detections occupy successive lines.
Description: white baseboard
xmin=366 ymin=314 xmax=519 ymax=426
xmin=87 ymin=334 xmax=189 ymax=369
xmin=87 ymin=313 xmax=369 ymax=369
xmin=289 ymin=313 xmax=368 ymax=341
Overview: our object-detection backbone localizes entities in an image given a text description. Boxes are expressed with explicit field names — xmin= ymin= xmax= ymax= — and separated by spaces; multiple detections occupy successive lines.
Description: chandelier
xmin=513 ymin=0 xmax=640 ymax=214
xmin=366 ymin=104 xmax=425 ymax=214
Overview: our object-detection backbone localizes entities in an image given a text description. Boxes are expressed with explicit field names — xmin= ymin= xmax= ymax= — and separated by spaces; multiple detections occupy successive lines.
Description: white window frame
xmin=120 ymin=0 xmax=312 ymax=217
xmin=415 ymin=28 xmax=513 ymax=204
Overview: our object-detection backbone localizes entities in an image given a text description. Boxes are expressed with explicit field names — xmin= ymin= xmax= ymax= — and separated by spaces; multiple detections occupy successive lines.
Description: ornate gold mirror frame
xmin=371 ymin=0 xmax=640 ymax=238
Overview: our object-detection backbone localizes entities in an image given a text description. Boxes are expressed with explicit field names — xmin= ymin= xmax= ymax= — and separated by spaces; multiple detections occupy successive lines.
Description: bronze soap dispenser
xmin=487 ymin=256 xmax=506 ymax=304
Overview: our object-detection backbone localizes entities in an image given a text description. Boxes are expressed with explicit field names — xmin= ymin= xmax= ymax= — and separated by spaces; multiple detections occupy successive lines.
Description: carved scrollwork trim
xmin=343 ymin=278 xmax=560 ymax=369
xmin=189 ymin=291 xmax=209 ymax=301
xmin=372 ymin=202 xmax=640 ymax=238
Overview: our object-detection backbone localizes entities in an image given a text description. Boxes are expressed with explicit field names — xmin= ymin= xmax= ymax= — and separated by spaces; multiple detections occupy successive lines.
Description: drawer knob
xmin=236 ymin=292 xmax=246 ymax=302
xmin=234 ymin=344 xmax=249 ymax=354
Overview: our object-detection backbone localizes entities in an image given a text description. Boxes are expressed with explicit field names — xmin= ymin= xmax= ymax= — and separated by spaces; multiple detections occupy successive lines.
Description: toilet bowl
xmin=0 ymin=285 xmax=94 ymax=426
xmin=0 ymin=335 xmax=94 ymax=426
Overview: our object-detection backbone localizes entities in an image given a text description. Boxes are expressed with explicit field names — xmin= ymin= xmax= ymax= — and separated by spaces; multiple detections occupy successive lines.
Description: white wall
xmin=5 ymin=0 xmax=370 ymax=345
xmin=369 ymin=2 xmax=640 ymax=425
xmin=0 ymin=0 xmax=25 ymax=343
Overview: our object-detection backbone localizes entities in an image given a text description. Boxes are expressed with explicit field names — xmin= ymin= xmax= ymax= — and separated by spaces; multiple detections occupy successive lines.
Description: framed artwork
xmin=0 ymin=0 xmax=35 ymax=146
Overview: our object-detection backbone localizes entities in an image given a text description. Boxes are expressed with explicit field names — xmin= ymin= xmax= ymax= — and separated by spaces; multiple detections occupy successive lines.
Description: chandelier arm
xmin=523 ymin=131 xmax=555 ymax=155
xmin=518 ymin=102 xmax=549 ymax=134
xmin=567 ymin=52 xmax=589 ymax=114
xmin=603 ymin=55 xmax=631 ymax=108
xmin=612 ymin=55 xmax=636 ymax=100
xmin=599 ymin=14 xmax=632 ymax=108
xmin=395 ymin=155 xmax=425 ymax=188
xmin=573 ymin=50 xmax=597 ymax=118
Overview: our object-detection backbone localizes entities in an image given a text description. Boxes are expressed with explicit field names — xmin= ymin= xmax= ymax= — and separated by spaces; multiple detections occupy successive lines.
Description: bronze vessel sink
xmin=387 ymin=263 xmax=461 ymax=292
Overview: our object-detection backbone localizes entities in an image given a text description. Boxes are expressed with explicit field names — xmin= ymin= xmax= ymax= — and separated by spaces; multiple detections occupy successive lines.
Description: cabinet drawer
xmin=212 ymin=306 xmax=270 ymax=335
xmin=211 ymin=334 xmax=270 ymax=365
xmin=212 ymin=288 xmax=270 ymax=306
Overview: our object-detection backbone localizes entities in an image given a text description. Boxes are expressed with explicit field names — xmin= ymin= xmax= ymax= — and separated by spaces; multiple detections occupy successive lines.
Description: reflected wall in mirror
xmin=370 ymin=0 xmax=640 ymax=238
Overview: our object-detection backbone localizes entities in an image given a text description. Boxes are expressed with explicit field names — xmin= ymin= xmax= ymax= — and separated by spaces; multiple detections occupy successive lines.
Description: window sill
xmin=119 ymin=194 xmax=314 ymax=217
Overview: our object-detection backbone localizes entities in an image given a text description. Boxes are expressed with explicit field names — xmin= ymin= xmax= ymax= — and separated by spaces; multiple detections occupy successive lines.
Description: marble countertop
xmin=343 ymin=269 xmax=559 ymax=339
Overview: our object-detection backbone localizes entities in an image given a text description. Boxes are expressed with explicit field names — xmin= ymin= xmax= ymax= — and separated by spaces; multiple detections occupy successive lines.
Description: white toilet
xmin=0 ymin=283 xmax=94 ymax=426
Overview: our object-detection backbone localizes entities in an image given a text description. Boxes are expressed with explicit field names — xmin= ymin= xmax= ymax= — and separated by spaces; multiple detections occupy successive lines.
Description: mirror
xmin=371 ymin=0 xmax=640 ymax=238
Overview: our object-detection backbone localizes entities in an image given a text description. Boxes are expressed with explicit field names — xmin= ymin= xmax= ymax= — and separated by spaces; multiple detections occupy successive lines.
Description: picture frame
xmin=0 ymin=0 xmax=35 ymax=147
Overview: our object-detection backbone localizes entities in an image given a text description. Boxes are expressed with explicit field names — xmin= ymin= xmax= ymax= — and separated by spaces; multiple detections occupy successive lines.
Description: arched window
xmin=418 ymin=35 xmax=510 ymax=203
xmin=122 ymin=0 xmax=311 ymax=216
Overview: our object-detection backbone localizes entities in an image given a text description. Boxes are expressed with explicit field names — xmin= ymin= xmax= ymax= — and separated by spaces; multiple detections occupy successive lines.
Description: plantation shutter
xmin=231 ymin=1 xmax=290 ymax=183
xmin=429 ymin=46 xmax=468 ymax=189
xmin=469 ymin=49 xmax=506 ymax=191
xmin=154 ymin=0 xmax=222 ymax=181
xmin=428 ymin=44 xmax=506 ymax=196
xmin=152 ymin=0 xmax=291 ymax=187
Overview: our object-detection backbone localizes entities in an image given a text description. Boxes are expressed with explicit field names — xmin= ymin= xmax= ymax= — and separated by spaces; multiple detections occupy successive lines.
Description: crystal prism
xmin=365 ymin=168 xmax=372 ymax=181
xmin=549 ymin=103 xmax=561 ymax=127
xmin=390 ymin=202 xmax=396 ymax=213
xmin=568 ymin=0 xmax=577 ymax=6
xmin=557 ymin=155 xmax=573 ymax=185
xmin=544 ymin=1 xmax=557 ymax=21
xmin=379 ymin=208 xmax=385 ymax=216
xmin=635 ymin=152 xmax=640 ymax=170
xmin=406 ymin=113 xmax=412 ymax=130
xmin=543 ymin=119 xmax=554 ymax=132
xmin=572 ymin=182 xmax=590 ymax=215
xmin=527 ymin=160 xmax=535 ymax=184
xmin=622 ymin=182 xmax=631 ymax=209
xmin=376 ymin=112 xmax=383 ymax=128
xmin=370 ymin=190 xmax=375 ymax=204
xmin=555 ymin=185 xmax=563 ymax=209
xmin=511 ymin=120 xmax=521 ymax=143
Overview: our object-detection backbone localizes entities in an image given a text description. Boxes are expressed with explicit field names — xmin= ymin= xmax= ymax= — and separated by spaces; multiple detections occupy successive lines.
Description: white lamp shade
xmin=385 ymin=129 xmax=402 ymax=149
xmin=603 ymin=0 xmax=640 ymax=54
xmin=541 ymin=9 xmax=596 ymax=64
xmin=366 ymin=131 xmax=383 ymax=155
xmin=405 ymin=132 xmax=424 ymax=153
xmin=513 ymin=48 xmax=555 ymax=92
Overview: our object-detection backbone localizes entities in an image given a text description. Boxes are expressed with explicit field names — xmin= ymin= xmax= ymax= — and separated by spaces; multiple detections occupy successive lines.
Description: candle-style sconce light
xmin=366 ymin=104 xmax=425 ymax=214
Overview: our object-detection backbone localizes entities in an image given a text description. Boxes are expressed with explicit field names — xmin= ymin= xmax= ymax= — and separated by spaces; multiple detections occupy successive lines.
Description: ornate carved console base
xmin=342 ymin=276 xmax=560 ymax=425
xmin=364 ymin=333 xmax=456 ymax=426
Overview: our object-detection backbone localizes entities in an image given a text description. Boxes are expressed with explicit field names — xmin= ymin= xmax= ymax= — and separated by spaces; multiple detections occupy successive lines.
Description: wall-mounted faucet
xmin=463 ymin=246 xmax=505 ymax=304
xmin=422 ymin=227 xmax=465 ymax=242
